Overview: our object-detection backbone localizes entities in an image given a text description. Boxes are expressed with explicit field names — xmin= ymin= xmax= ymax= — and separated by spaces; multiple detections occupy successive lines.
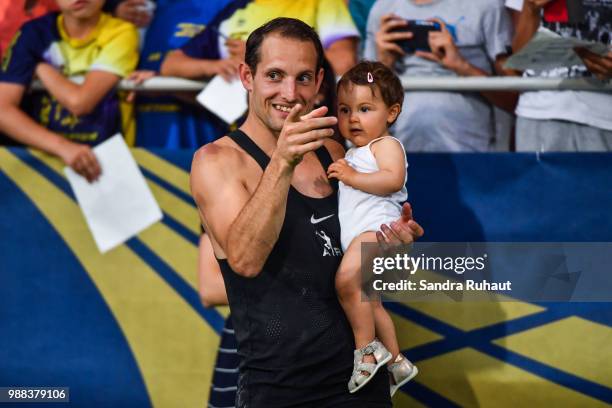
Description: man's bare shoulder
xmin=324 ymin=138 xmax=346 ymax=162
xmin=192 ymin=136 xmax=247 ymax=173
xmin=190 ymin=135 xmax=251 ymax=195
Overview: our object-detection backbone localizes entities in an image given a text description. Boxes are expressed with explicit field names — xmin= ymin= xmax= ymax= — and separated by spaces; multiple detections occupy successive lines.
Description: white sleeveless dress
xmin=338 ymin=136 xmax=408 ymax=252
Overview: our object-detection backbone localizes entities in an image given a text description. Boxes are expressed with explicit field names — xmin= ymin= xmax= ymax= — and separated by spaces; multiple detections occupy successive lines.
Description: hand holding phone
xmin=414 ymin=18 xmax=470 ymax=75
xmin=390 ymin=20 xmax=441 ymax=53
xmin=375 ymin=14 xmax=414 ymax=67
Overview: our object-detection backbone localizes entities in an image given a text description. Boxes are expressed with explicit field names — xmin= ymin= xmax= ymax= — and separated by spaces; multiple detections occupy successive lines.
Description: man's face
xmin=56 ymin=0 xmax=104 ymax=19
xmin=243 ymin=34 xmax=323 ymax=135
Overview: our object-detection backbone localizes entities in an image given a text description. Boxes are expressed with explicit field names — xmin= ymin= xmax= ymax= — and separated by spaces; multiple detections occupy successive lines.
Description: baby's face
xmin=337 ymin=84 xmax=394 ymax=147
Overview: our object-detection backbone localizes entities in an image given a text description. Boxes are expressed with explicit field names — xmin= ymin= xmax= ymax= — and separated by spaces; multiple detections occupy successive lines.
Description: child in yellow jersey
xmin=0 ymin=0 xmax=138 ymax=182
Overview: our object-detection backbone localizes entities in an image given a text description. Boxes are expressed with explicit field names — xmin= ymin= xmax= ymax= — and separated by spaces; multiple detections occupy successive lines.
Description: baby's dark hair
xmin=337 ymin=61 xmax=404 ymax=122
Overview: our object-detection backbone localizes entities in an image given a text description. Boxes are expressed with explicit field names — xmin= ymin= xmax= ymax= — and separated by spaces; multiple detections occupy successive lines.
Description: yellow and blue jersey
xmin=0 ymin=12 xmax=138 ymax=145
xmin=182 ymin=0 xmax=360 ymax=59
xmin=135 ymin=0 xmax=233 ymax=149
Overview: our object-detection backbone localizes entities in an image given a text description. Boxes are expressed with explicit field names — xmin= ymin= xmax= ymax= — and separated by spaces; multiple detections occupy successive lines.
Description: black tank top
xmin=218 ymin=130 xmax=391 ymax=408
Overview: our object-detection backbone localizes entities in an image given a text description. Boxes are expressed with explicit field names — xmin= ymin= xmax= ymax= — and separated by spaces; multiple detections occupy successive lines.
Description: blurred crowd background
xmin=1 ymin=3 xmax=611 ymax=407
xmin=0 ymin=0 xmax=611 ymax=180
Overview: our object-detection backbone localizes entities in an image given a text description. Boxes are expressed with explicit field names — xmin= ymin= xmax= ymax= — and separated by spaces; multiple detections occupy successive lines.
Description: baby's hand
xmin=327 ymin=159 xmax=356 ymax=186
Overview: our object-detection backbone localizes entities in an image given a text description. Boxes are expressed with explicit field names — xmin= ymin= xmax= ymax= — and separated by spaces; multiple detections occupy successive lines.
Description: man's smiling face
xmin=245 ymin=34 xmax=323 ymax=135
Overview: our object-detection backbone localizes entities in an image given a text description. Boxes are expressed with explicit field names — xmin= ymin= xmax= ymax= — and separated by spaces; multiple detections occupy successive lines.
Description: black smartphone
xmin=391 ymin=20 xmax=441 ymax=53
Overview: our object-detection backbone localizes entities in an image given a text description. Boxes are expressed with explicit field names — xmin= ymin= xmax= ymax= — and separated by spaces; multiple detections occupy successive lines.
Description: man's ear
xmin=239 ymin=62 xmax=253 ymax=92
xmin=387 ymin=103 xmax=401 ymax=124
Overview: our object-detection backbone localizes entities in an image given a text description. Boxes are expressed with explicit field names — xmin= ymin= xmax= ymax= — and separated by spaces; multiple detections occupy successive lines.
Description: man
xmin=508 ymin=0 xmax=612 ymax=151
xmin=0 ymin=0 xmax=138 ymax=181
xmin=191 ymin=17 xmax=423 ymax=407
xmin=365 ymin=0 xmax=515 ymax=152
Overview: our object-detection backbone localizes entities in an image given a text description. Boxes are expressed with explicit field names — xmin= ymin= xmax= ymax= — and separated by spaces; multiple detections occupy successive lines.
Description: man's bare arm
xmin=191 ymin=141 xmax=294 ymax=278
xmin=192 ymin=106 xmax=336 ymax=278
xmin=35 ymin=64 xmax=121 ymax=117
xmin=0 ymin=82 xmax=100 ymax=181
xmin=228 ymin=107 xmax=337 ymax=277
xmin=198 ymin=233 xmax=228 ymax=307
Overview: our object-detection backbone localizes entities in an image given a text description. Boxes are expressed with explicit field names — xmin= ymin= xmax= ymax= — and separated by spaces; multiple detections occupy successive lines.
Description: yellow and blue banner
xmin=0 ymin=148 xmax=610 ymax=407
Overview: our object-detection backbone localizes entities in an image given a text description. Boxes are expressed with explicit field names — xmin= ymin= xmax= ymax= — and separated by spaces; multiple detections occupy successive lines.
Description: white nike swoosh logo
xmin=311 ymin=214 xmax=334 ymax=224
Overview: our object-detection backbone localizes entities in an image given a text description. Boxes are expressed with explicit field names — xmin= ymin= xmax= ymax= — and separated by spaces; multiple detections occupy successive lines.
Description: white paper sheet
xmin=504 ymin=27 xmax=610 ymax=72
xmin=196 ymin=75 xmax=248 ymax=124
xmin=64 ymin=134 xmax=163 ymax=253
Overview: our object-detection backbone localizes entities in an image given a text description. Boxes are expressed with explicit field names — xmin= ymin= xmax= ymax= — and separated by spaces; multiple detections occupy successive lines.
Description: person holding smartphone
xmin=365 ymin=0 xmax=515 ymax=152
xmin=508 ymin=0 xmax=612 ymax=152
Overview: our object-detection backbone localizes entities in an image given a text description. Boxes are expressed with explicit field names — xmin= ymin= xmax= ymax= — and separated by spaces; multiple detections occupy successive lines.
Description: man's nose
xmin=281 ymin=78 xmax=297 ymax=102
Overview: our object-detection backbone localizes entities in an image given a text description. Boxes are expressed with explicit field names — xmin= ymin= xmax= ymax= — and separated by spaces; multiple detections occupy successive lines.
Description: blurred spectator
xmin=509 ymin=0 xmax=612 ymax=151
xmin=347 ymin=0 xmax=377 ymax=43
xmin=161 ymin=0 xmax=359 ymax=79
xmin=105 ymin=0 xmax=154 ymax=28
xmin=0 ymin=0 xmax=138 ymax=181
xmin=365 ymin=0 xmax=515 ymax=152
xmin=159 ymin=0 xmax=358 ymax=148
xmin=125 ymin=0 xmax=233 ymax=148
xmin=0 ymin=0 xmax=58 ymax=59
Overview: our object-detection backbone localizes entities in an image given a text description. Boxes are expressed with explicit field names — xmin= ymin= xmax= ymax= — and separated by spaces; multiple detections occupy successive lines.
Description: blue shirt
xmin=135 ymin=0 xmax=233 ymax=148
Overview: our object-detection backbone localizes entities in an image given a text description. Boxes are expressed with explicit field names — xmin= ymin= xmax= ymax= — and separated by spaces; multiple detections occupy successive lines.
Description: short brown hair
xmin=245 ymin=18 xmax=324 ymax=74
xmin=337 ymin=60 xmax=404 ymax=110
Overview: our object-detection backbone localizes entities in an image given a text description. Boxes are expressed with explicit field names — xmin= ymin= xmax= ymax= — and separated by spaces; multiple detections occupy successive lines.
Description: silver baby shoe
xmin=348 ymin=339 xmax=392 ymax=393
xmin=388 ymin=354 xmax=418 ymax=397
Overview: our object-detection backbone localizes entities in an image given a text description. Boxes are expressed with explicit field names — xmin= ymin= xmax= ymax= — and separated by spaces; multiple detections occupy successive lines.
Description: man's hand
xmin=375 ymin=14 xmax=412 ymax=67
xmin=327 ymin=158 xmax=357 ymax=185
xmin=415 ymin=19 xmax=470 ymax=75
xmin=376 ymin=202 xmax=424 ymax=249
xmin=58 ymin=141 xmax=101 ymax=182
xmin=115 ymin=0 xmax=153 ymax=28
xmin=226 ymin=39 xmax=246 ymax=62
xmin=575 ymin=48 xmax=612 ymax=81
xmin=272 ymin=104 xmax=337 ymax=169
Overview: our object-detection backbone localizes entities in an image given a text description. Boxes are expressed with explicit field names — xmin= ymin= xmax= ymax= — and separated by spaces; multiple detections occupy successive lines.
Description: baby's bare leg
xmin=336 ymin=231 xmax=378 ymax=350
xmin=373 ymin=299 xmax=400 ymax=362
